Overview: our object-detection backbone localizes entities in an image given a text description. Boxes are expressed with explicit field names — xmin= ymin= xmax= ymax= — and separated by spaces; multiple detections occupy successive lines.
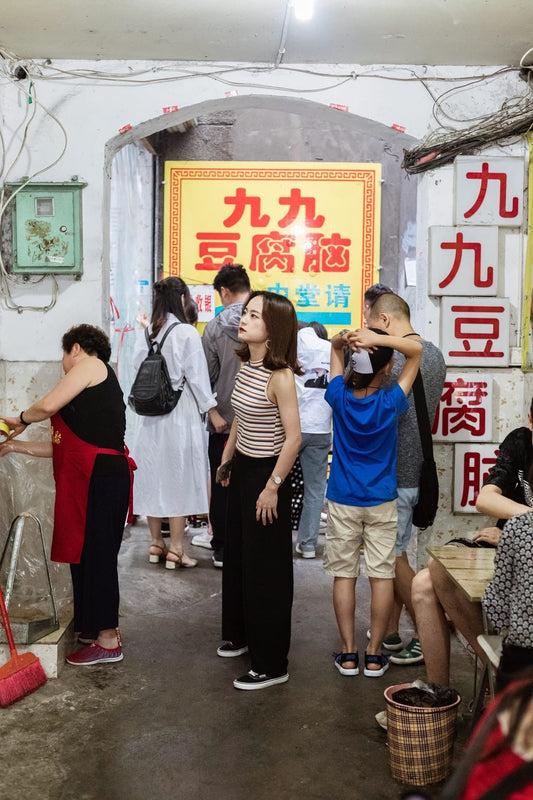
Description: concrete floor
xmin=2 ymin=521 xmax=476 ymax=800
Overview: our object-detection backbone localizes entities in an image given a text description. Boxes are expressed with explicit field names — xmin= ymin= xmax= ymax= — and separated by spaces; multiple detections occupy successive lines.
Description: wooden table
xmin=426 ymin=545 xmax=495 ymax=602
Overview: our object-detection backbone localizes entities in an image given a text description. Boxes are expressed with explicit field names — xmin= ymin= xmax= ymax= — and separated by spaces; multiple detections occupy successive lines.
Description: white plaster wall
xmin=0 ymin=59 xmax=530 ymax=554
xmin=0 ymin=60 xmax=526 ymax=368
xmin=418 ymin=369 xmax=533 ymax=565
xmin=413 ymin=140 xmax=533 ymax=559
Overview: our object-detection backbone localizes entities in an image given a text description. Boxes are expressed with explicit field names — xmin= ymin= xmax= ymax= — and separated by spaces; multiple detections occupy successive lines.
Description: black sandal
xmin=364 ymin=652 xmax=389 ymax=677
xmin=333 ymin=651 xmax=359 ymax=675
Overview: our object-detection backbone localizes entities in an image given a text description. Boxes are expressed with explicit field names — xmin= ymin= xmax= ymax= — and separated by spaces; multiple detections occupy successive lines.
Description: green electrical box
xmin=6 ymin=181 xmax=87 ymax=275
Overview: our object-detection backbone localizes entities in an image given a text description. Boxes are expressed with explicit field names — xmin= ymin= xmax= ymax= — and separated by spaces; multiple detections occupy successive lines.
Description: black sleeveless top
xmin=59 ymin=363 xmax=128 ymax=475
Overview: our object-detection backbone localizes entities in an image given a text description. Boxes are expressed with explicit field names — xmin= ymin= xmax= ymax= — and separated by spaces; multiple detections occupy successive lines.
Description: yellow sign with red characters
xmin=163 ymin=161 xmax=381 ymax=328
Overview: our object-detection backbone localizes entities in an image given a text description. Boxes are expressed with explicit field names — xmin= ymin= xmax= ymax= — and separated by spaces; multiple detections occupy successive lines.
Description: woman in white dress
xmin=132 ymin=277 xmax=225 ymax=568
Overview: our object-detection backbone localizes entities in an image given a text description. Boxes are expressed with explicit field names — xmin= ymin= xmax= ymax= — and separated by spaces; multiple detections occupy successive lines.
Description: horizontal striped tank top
xmin=232 ymin=359 xmax=285 ymax=458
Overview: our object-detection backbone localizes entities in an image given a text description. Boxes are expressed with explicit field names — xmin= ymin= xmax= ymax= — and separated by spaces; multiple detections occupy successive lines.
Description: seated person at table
xmin=411 ymin=415 xmax=533 ymax=686
xmin=483 ymin=502 xmax=533 ymax=691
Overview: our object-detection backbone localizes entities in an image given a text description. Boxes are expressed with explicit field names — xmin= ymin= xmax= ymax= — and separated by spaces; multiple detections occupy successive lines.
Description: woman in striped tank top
xmin=216 ymin=291 xmax=302 ymax=690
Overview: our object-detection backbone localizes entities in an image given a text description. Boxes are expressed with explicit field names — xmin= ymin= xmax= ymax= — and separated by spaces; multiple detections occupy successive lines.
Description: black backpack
xmin=128 ymin=323 xmax=184 ymax=416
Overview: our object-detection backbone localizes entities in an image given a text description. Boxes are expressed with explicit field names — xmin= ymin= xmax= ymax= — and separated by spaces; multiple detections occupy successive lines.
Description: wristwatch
xmin=270 ymin=474 xmax=283 ymax=486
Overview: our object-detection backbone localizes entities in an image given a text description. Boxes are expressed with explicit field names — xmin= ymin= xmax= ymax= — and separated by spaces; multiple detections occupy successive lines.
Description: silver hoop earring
xmin=265 ymin=340 xmax=271 ymax=350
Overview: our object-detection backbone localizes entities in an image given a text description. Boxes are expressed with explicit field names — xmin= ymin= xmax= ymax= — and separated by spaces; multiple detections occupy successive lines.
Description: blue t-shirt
xmin=325 ymin=377 xmax=408 ymax=507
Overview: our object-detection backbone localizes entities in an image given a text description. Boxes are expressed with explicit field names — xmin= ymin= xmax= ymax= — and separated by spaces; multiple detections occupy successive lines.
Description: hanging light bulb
xmin=293 ymin=0 xmax=314 ymax=21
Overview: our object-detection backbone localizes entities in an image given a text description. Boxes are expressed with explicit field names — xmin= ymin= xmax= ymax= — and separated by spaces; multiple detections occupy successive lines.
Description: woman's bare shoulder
xmin=269 ymin=367 xmax=296 ymax=397
xmin=271 ymin=366 xmax=295 ymax=382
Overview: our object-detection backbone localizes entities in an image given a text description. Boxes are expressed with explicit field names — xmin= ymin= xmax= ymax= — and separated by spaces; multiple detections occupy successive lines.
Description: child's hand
xmin=347 ymin=327 xmax=381 ymax=352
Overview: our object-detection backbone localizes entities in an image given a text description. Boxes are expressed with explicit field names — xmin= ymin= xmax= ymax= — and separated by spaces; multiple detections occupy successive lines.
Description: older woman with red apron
xmin=0 ymin=324 xmax=134 ymax=666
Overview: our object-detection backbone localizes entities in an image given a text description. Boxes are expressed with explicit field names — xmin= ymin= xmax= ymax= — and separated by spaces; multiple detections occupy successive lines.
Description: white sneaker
xmin=375 ymin=710 xmax=387 ymax=731
xmin=191 ymin=531 xmax=213 ymax=549
xmin=295 ymin=542 xmax=316 ymax=559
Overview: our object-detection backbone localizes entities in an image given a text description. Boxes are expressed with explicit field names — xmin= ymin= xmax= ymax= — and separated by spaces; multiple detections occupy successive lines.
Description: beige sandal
xmin=149 ymin=542 xmax=168 ymax=563
xmin=165 ymin=549 xmax=198 ymax=570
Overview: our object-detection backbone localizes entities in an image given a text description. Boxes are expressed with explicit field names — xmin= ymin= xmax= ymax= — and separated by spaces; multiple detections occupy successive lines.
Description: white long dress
xmin=131 ymin=314 xmax=216 ymax=517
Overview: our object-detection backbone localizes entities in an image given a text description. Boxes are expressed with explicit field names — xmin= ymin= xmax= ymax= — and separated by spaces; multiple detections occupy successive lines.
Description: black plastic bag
xmin=392 ymin=680 xmax=460 ymax=708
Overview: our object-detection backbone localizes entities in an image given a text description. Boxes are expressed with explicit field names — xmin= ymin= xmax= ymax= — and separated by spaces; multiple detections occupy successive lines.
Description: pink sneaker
xmin=66 ymin=641 xmax=123 ymax=666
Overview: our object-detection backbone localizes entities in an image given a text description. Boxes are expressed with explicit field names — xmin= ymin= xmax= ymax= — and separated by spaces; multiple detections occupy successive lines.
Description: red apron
xmin=50 ymin=413 xmax=136 ymax=564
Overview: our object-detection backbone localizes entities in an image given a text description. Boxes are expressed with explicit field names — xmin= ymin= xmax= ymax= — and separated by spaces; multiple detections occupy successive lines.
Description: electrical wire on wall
xmin=1 ymin=45 xmax=530 ymax=155
xmin=403 ymin=96 xmax=533 ymax=174
xmin=0 ymin=47 xmax=531 ymax=129
xmin=403 ymin=50 xmax=533 ymax=173
xmin=0 ymin=43 xmax=524 ymax=95
xmin=0 ymin=69 xmax=68 ymax=312
xmin=0 ymin=43 xmax=532 ymax=310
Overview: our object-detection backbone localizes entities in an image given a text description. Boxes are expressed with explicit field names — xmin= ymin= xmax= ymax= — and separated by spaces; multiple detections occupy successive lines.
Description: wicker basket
xmin=384 ymin=683 xmax=461 ymax=785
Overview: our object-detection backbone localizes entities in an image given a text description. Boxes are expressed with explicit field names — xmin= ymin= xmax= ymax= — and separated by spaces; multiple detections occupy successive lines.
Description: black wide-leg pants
xmin=70 ymin=472 xmax=130 ymax=634
xmin=222 ymin=451 xmax=294 ymax=677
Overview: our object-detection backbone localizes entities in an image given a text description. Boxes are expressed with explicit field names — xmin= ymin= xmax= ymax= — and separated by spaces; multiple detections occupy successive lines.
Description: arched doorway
xmin=104 ymin=95 xmax=418 ymax=400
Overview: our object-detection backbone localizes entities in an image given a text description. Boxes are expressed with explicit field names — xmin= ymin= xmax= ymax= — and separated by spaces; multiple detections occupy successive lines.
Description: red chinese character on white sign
xmin=454 ymin=444 xmax=499 ymax=513
xmin=441 ymin=297 xmax=509 ymax=367
xmin=429 ymin=227 xmax=498 ymax=296
xmin=433 ymin=374 xmax=492 ymax=442
xmin=454 ymin=157 xmax=523 ymax=226
xmin=189 ymin=285 xmax=215 ymax=323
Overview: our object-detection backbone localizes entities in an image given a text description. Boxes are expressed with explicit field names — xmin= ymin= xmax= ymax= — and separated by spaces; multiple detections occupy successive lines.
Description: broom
xmin=0 ymin=582 xmax=47 ymax=707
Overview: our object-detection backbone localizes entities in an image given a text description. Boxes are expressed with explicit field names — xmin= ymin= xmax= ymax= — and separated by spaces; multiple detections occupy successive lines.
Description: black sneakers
xmin=212 ymin=549 xmax=224 ymax=568
xmin=233 ymin=670 xmax=289 ymax=690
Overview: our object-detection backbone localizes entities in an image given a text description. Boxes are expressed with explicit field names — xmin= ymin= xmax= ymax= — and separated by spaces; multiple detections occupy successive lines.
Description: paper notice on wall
xmin=190 ymin=285 xmax=216 ymax=322
xmin=404 ymin=258 xmax=417 ymax=286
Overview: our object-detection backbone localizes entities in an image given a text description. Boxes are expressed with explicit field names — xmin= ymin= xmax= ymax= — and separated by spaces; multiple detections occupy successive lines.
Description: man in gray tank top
xmin=365 ymin=293 xmax=446 ymax=666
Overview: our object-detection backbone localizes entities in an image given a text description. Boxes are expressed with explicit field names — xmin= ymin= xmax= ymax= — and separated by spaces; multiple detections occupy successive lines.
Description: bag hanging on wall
xmin=411 ymin=371 xmax=439 ymax=530
xmin=128 ymin=323 xmax=184 ymax=416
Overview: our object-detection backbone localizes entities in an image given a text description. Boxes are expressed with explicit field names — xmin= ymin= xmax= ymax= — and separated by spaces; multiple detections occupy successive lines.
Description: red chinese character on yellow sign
xmin=223 ymin=189 xmax=270 ymax=227
xmin=195 ymin=232 xmax=240 ymax=270
xmin=249 ymin=232 xmax=295 ymax=273
xmin=164 ymin=161 xmax=381 ymax=328
xmin=277 ymin=189 xmax=325 ymax=228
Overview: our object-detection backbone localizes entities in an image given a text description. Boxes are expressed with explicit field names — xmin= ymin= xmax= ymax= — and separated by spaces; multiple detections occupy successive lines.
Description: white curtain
xmin=109 ymin=143 xmax=154 ymax=440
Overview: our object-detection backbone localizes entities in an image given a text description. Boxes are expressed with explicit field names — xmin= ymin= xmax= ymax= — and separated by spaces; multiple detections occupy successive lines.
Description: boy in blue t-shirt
xmin=324 ymin=327 xmax=422 ymax=677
